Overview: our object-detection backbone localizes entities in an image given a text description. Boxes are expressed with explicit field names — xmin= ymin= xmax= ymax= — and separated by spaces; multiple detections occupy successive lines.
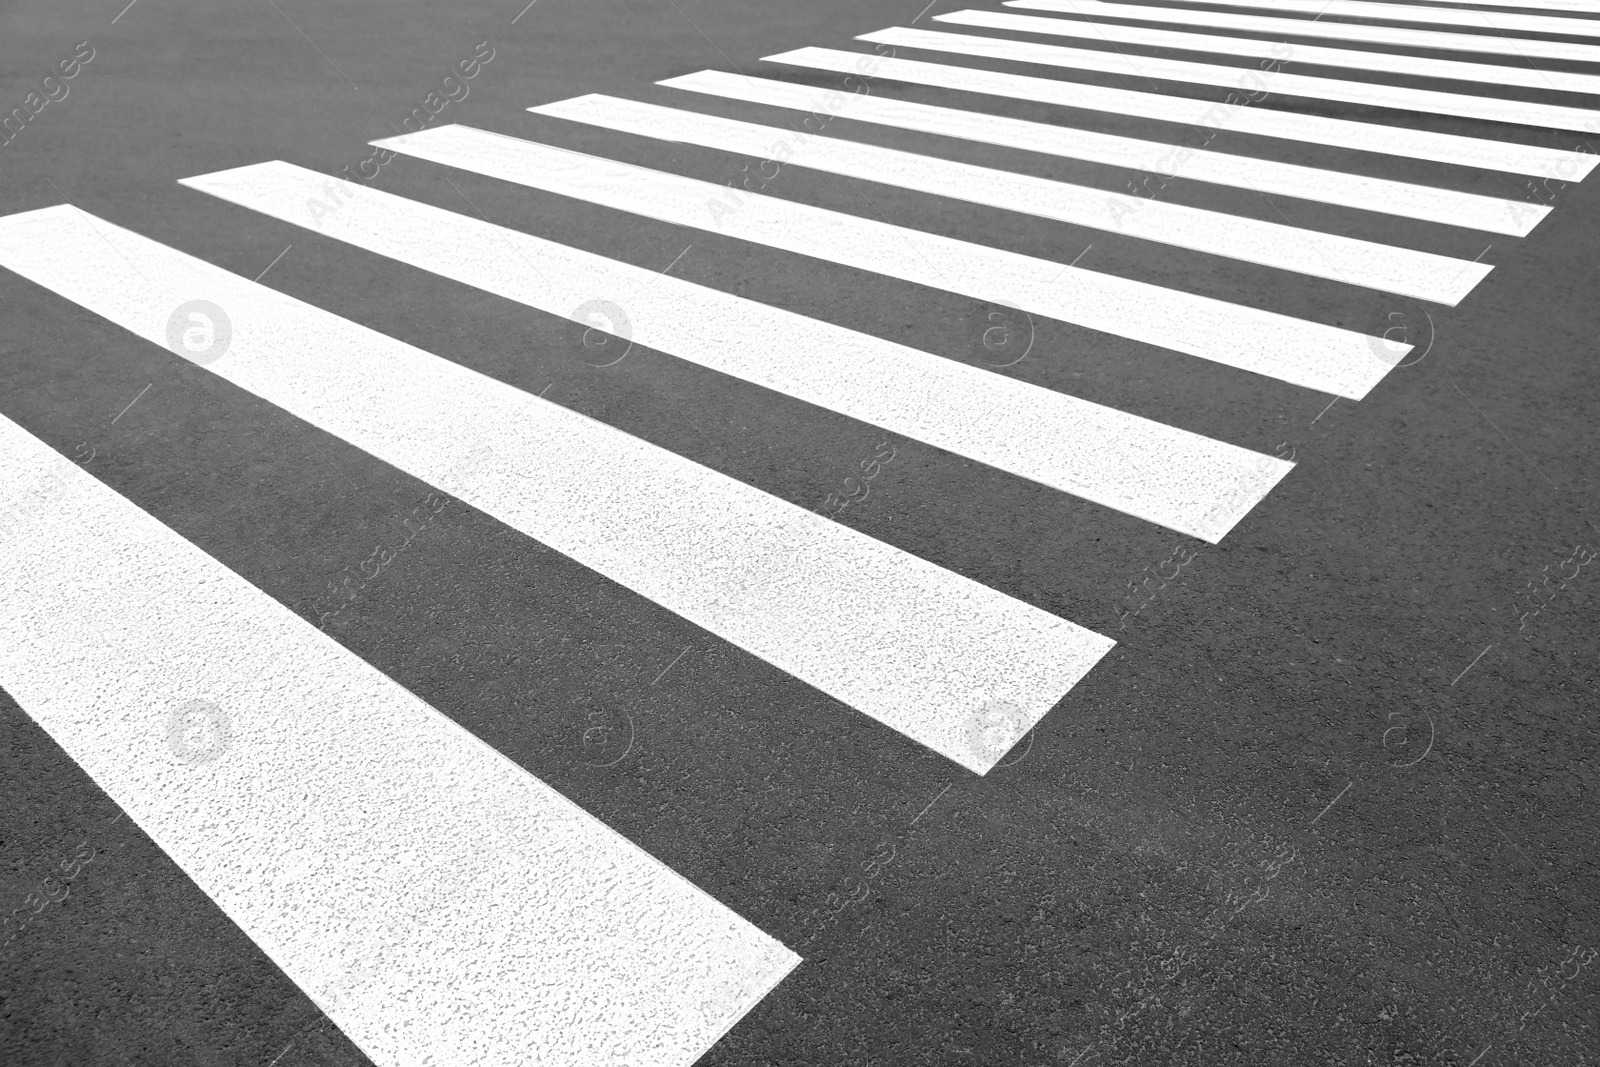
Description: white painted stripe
xmin=1004 ymin=0 xmax=1600 ymax=68
xmin=362 ymin=124 xmax=1400 ymax=398
xmin=660 ymin=70 xmax=1545 ymax=236
xmin=763 ymin=47 xmax=1594 ymax=177
xmin=0 ymin=202 xmax=1116 ymax=772
xmin=943 ymin=7 xmax=1600 ymax=97
xmin=857 ymin=27 xmax=1600 ymax=133
xmin=0 ymin=411 xmax=799 ymax=1067
xmin=532 ymin=93 xmax=1489 ymax=302
xmin=170 ymin=163 xmax=1295 ymax=543
xmin=1169 ymin=0 xmax=1600 ymax=39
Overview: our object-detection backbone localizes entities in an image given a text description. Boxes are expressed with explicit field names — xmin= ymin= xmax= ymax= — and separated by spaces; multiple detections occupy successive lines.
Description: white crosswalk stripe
xmin=530 ymin=93 xmax=1493 ymax=301
xmin=658 ymin=69 xmax=1547 ymax=236
xmin=763 ymin=47 xmax=1597 ymax=176
xmin=1001 ymin=0 xmax=1600 ymax=66
xmin=0 ymin=201 xmax=1115 ymax=776
xmin=361 ymin=123 xmax=1403 ymax=398
xmin=940 ymin=7 xmax=1600 ymax=96
xmin=0 ymin=411 xmax=800 ymax=1067
xmin=856 ymin=26 xmax=1600 ymax=133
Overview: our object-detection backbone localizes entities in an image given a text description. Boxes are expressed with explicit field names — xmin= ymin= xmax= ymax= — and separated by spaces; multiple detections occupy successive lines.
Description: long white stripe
xmin=660 ymin=70 xmax=1547 ymax=237
xmin=943 ymin=7 xmax=1600 ymax=96
xmin=0 ymin=202 xmax=1116 ymax=772
xmin=532 ymin=93 xmax=1489 ymax=302
xmin=1172 ymin=0 xmax=1600 ymax=39
xmin=171 ymin=163 xmax=1295 ymax=543
xmin=0 ymin=413 xmax=799 ymax=1067
xmin=857 ymin=27 xmax=1600 ymax=133
xmin=764 ymin=47 xmax=1595 ymax=177
xmin=1004 ymin=0 xmax=1600 ymax=67
xmin=363 ymin=124 xmax=1401 ymax=398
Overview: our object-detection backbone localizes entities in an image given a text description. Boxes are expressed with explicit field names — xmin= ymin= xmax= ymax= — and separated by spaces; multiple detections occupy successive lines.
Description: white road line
xmin=0 ymin=412 xmax=800 ymax=1067
xmin=177 ymin=162 xmax=1290 ymax=543
xmin=763 ymin=47 xmax=1595 ymax=178
xmin=1003 ymin=0 xmax=1600 ymax=68
xmin=857 ymin=27 xmax=1600 ymax=134
xmin=532 ymin=93 xmax=1490 ymax=303
xmin=1171 ymin=0 xmax=1600 ymax=39
xmin=942 ymin=8 xmax=1600 ymax=97
xmin=0 ymin=202 xmax=1116 ymax=772
xmin=660 ymin=70 xmax=1546 ymax=237
xmin=364 ymin=124 xmax=1400 ymax=398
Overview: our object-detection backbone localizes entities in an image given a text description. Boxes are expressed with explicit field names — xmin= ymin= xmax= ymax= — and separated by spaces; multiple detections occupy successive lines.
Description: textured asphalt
xmin=1 ymin=0 xmax=1597 ymax=1064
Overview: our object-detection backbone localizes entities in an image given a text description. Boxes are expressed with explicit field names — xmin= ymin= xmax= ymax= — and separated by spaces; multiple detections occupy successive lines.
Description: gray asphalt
xmin=1 ymin=0 xmax=1597 ymax=1064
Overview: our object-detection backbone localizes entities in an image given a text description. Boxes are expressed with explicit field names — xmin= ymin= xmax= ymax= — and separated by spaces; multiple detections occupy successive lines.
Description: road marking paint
xmin=183 ymin=158 xmax=1289 ymax=542
xmin=1163 ymin=0 xmax=1600 ymax=39
xmin=1004 ymin=0 xmax=1600 ymax=69
xmin=0 ymin=411 xmax=799 ymax=1067
xmin=857 ymin=27 xmax=1600 ymax=134
xmin=763 ymin=48 xmax=1594 ymax=178
xmin=945 ymin=8 xmax=1600 ymax=98
xmin=660 ymin=69 xmax=1547 ymax=237
xmin=533 ymin=93 xmax=1491 ymax=302
xmin=365 ymin=124 xmax=1400 ymax=398
xmin=0 ymin=202 xmax=1115 ymax=771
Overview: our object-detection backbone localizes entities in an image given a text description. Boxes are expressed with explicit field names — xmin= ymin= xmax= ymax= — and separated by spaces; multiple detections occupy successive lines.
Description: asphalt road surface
xmin=2 ymin=0 xmax=1598 ymax=1065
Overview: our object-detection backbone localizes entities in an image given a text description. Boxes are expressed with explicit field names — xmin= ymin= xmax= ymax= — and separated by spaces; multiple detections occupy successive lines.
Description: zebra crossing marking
xmin=1173 ymin=0 xmax=1600 ymax=38
xmin=532 ymin=92 xmax=1493 ymax=301
xmin=0 ymin=201 xmax=1115 ymax=774
xmin=365 ymin=123 xmax=1405 ymax=397
xmin=176 ymin=160 xmax=1293 ymax=542
xmin=0 ymin=410 xmax=800 ymax=1067
xmin=856 ymin=27 xmax=1600 ymax=133
xmin=763 ymin=47 xmax=1597 ymax=177
xmin=659 ymin=69 xmax=1548 ymax=236
xmin=940 ymin=7 xmax=1600 ymax=96
xmin=1003 ymin=0 xmax=1600 ymax=66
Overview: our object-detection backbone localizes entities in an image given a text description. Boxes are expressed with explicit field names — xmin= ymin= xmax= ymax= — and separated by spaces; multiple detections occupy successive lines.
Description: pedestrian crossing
xmin=347 ymin=125 xmax=1401 ymax=395
xmin=527 ymin=93 xmax=1492 ymax=301
xmin=762 ymin=47 xmax=1595 ymax=174
xmin=1341 ymin=0 xmax=1600 ymax=10
xmin=856 ymin=26 xmax=1600 ymax=132
xmin=657 ymin=69 xmax=1548 ymax=234
xmin=174 ymin=162 xmax=1289 ymax=542
xmin=4 ymin=1 xmax=1600 ymax=1063
xmin=1167 ymin=0 xmax=1600 ymax=38
xmin=0 ymin=202 xmax=1113 ymax=778
xmin=0 ymin=411 xmax=799 ymax=1067
xmin=1002 ymin=0 xmax=1600 ymax=66
xmin=941 ymin=7 xmax=1600 ymax=97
